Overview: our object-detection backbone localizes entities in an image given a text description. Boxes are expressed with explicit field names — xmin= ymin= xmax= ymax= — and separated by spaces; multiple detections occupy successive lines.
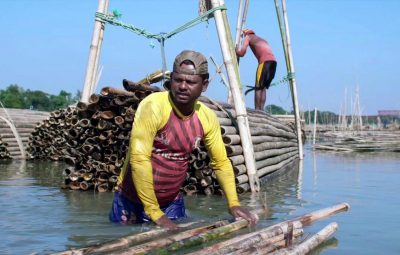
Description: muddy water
xmin=0 ymin=144 xmax=399 ymax=254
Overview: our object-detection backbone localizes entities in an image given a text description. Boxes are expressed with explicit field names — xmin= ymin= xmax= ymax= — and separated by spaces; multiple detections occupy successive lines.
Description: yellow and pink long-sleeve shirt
xmin=116 ymin=91 xmax=240 ymax=222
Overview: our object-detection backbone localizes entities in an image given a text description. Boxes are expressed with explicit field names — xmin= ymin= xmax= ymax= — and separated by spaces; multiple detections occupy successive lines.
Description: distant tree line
xmin=265 ymin=105 xmax=340 ymax=125
xmin=0 ymin=84 xmax=80 ymax=112
xmin=303 ymin=110 xmax=339 ymax=125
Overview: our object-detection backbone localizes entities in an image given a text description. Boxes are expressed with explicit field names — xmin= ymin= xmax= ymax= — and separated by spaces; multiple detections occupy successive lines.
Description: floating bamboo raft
xmin=52 ymin=202 xmax=349 ymax=255
xmin=27 ymin=80 xmax=299 ymax=194
xmin=314 ymin=130 xmax=400 ymax=152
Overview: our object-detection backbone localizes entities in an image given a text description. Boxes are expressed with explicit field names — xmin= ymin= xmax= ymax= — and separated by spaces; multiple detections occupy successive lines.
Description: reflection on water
xmin=1 ymin=145 xmax=400 ymax=254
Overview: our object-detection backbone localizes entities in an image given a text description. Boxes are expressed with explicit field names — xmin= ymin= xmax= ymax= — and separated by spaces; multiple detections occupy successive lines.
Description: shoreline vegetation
xmin=1 ymin=84 xmax=398 ymax=128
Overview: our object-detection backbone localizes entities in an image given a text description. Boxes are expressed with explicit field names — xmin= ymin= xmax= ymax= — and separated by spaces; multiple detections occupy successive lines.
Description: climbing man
xmin=109 ymin=50 xmax=258 ymax=230
xmin=236 ymin=29 xmax=277 ymax=111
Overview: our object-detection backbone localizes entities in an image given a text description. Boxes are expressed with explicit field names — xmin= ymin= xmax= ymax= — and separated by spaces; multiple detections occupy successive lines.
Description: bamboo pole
xmin=136 ymin=208 xmax=266 ymax=255
xmin=81 ymin=0 xmax=109 ymax=103
xmin=188 ymin=203 xmax=348 ymax=255
xmin=272 ymin=222 xmax=338 ymax=255
xmin=313 ymin=107 xmax=317 ymax=145
xmin=281 ymin=0 xmax=303 ymax=159
xmin=255 ymin=151 xmax=298 ymax=170
xmin=293 ymin=203 xmax=349 ymax=225
xmin=257 ymin=154 xmax=298 ymax=178
xmin=253 ymin=141 xmax=297 ymax=152
xmin=234 ymin=0 xmax=244 ymax=49
xmin=187 ymin=221 xmax=303 ymax=255
xmin=204 ymin=100 xmax=295 ymax=133
xmin=91 ymin=0 xmax=109 ymax=94
xmin=234 ymin=0 xmax=250 ymax=50
xmin=234 ymin=229 xmax=304 ymax=255
xmin=254 ymin=147 xmax=297 ymax=161
xmin=274 ymin=0 xmax=303 ymax=160
xmin=53 ymin=221 xmax=207 ymax=255
xmin=209 ymin=56 xmax=233 ymax=105
xmin=210 ymin=0 xmax=259 ymax=192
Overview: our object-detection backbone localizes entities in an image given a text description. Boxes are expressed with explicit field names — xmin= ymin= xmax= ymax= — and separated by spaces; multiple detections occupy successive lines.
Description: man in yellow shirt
xmin=110 ymin=50 xmax=257 ymax=230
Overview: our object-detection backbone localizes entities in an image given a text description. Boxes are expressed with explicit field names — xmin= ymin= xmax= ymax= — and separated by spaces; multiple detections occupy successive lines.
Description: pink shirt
xmin=236 ymin=34 xmax=276 ymax=63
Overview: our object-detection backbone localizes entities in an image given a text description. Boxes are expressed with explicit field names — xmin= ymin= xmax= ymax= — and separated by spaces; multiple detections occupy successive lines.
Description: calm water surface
xmin=0 ymin=144 xmax=399 ymax=254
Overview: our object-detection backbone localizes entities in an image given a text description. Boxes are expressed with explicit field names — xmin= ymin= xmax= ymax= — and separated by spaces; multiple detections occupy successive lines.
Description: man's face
xmin=170 ymin=63 xmax=208 ymax=107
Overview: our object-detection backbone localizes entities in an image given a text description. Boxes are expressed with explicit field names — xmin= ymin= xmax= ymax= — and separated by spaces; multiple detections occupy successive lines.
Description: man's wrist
xmin=147 ymin=209 xmax=165 ymax=222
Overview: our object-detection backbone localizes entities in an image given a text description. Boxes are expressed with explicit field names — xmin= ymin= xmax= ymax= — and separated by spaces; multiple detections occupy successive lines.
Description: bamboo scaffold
xmin=80 ymin=0 xmax=259 ymax=192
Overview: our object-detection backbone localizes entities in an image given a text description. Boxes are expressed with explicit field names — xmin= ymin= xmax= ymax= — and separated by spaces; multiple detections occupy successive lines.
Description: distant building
xmin=378 ymin=110 xmax=400 ymax=117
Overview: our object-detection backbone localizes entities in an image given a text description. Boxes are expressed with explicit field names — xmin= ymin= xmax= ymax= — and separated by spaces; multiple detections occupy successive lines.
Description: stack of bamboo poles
xmin=27 ymin=107 xmax=77 ymax=161
xmin=0 ymin=138 xmax=12 ymax=159
xmin=0 ymin=108 xmax=50 ymax=159
xmin=197 ymin=97 xmax=299 ymax=193
xmin=27 ymin=81 xmax=298 ymax=194
xmin=54 ymin=203 xmax=349 ymax=255
xmin=27 ymin=86 xmax=155 ymax=192
xmin=314 ymin=130 xmax=400 ymax=152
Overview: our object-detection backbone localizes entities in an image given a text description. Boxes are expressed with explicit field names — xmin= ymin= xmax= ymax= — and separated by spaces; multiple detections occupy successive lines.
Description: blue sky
xmin=0 ymin=0 xmax=399 ymax=115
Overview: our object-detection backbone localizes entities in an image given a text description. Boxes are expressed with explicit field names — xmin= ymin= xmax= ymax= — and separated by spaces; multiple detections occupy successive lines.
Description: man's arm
xmin=129 ymin=98 xmax=165 ymax=223
xmin=202 ymin=110 xmax=257 ymax=225
xmin=235 ymin=35 xmax=250 ymax=57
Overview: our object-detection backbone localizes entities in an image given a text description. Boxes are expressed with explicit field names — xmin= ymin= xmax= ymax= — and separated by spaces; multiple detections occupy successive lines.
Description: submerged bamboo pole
xmin=188 ymin=203 xmax=348 ymax=255
xmin=210 ymin=0 xmax=259 ymax=192
xmin=187 ymin=220 xmax=303 ymax=255
xmin=112 ymin=208 xmax=265 ymax=255
xmin=233 ymin=228 xmax=304 ymax=255
xmin=273 ymin=222 xmax=338 ymax=255
xmin=54 ymin=221 xmax=224 ymax=255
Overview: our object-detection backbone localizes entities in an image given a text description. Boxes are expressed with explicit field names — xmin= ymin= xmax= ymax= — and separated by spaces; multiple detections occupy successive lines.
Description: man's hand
xmin=155 ymin=215 xmax=178 ymax=230
xmin=229 ymin=206 xmax=258 ymax=226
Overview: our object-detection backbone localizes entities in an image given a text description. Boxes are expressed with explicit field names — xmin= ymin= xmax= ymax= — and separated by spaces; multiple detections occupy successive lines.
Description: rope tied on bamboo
xmin=94 ymin=5 xmax=227 ymax=43
xmin=95 ymin=5 xmax=227 ymax=85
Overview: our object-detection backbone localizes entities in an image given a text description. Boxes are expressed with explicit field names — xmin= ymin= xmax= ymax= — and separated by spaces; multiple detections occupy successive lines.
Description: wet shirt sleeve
xmin=129 ymin=97 xmax=165 ymax=222
xmin=201 ymin=108 xmax=240 ymax=208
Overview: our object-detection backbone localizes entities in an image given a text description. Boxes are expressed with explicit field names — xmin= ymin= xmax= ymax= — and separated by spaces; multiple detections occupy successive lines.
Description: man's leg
xmin=110 ymin=192 xmax=186 ymax=224
xmin=109 ymin=191 xmax=138 ymax=224
xmin=255 ymin=63 xmax=263 ymax=110
xmin=162 ymin=193 xmax=187 ymax=220
xmin=256 ymin=61 xmax=276 ymax=111
xmin=255 ymin=88 xmax=266 ymax=110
